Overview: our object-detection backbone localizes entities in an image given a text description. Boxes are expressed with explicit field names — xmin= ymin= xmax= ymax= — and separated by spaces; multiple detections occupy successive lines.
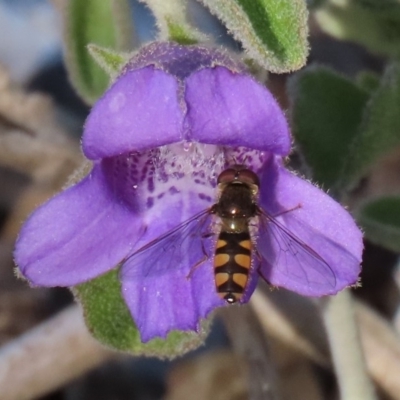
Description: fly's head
xmin=217 ymin=165 xmax=260 ymax=197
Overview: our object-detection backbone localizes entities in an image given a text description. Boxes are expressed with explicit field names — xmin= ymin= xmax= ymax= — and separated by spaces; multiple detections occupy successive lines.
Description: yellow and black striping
xmin=214 ymin=230 xmax=252 ymax=303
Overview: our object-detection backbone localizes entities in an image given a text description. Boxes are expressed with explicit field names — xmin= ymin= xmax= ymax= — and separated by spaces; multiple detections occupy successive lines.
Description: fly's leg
xmin=247 ymin=253 xmax=273 ymax=288
xmin=270 ymin=203 xmax=302 ymax=218
xmin=186 ymin=256 xmax=207 ymax=280
xmin=248 ymin=205 xmax=302 ymax=230
xmin=186 ymin=232 xmax=213 ymax=280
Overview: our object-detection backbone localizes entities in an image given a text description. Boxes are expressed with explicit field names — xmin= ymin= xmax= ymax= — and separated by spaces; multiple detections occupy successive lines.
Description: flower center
xmin=106 ymin=142 xmax=268 ymax=213
xmin=153 ymin=142 xmax=226 ymax=185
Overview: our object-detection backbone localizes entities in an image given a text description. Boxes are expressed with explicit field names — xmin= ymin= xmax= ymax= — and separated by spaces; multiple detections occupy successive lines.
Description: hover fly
xmin=121 ymin=165 xmax=335 ymax=302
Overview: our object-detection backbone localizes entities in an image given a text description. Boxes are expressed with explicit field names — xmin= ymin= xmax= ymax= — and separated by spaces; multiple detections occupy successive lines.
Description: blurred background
xmin=0 ymin=1 xmax=399 ymax=399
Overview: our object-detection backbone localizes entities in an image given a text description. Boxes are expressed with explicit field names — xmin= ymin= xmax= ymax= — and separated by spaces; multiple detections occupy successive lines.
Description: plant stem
xmin=321 ymin=290 xmax=377 ymax=400
xmin=220 ymin=304 xmax=280 ymax=400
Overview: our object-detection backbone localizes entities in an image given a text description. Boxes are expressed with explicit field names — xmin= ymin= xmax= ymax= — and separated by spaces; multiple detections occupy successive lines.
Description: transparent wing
xmin=121 ymin=209 xmax=215 ymax=281
xmin=257 ymin=207 xmax=337 ymax=294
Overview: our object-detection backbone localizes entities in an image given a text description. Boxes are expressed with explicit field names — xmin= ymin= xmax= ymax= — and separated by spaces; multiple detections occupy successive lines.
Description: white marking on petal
xmin=109 ymin=143 xmax=267 ymax=219
xmin=224 ymin=146 xmax=268 ymax=173
xmin=109 ymin=91 xmax=126 ymax=112
xmin=154 ymin=142 xmax=226 ymax=183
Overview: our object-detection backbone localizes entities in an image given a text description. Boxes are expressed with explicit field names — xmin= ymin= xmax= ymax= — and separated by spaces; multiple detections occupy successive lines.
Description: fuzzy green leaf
xmin=199 ymin=0 xmax=309 ymax=73
xmin=64 ymin=0 xmax=133 ymax=104
xmin=356 ymin=70 xmax=380 ymax=94
xmin=342 ymin=63 xmax=400 ymax=188
xmin=75 ymin=269 xmax=211 ymax=358
xmin=288 ymin=66 xmax=369 ymax=190
xmin=357 ymin=196 xmax=400 ymax=253
xmin=315 ymin=0 xmax=400 ymax=56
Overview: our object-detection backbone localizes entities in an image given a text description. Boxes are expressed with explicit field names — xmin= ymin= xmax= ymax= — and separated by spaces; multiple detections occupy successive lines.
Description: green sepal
xmin=315 ymin=0 xmax=400 ymax=56
xmin=166 ymin=19 xmax=199 ymax=45
xmin=199 ymin=0 xmax=309 ymax=73
xmin=63 ymin=0 xmax=133 ymax=104
xmin=139 ymin=0 xmax=203 ymax=44
xmin=287 ymin=66 xmax=369 ymax=190
xmin=357 ymin=196 xmax=400 ymax=253
xmin=342 ymin=63 xmax=400 ymax=189
xmin=87 ymin=45 xmax=130 ymax=79
xmin=74 ymin=269 xmax=211 ymax=358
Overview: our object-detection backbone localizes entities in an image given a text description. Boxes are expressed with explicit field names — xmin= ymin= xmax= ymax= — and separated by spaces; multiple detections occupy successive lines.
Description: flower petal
xmin=126 ymin=42 xmax=246 ymax=79
xmin=258 ymin=156 xmax=362 ymax=296
xmin=122 ymin=257 xmax=224 ymax=342
xmin=118 ymin=148 xmax=228 ymax=340
xmin=112 ymin=145 xmax=220 ymax=249
xmin=14 ymin=163 xmax=144 ymax=286
xmin=83 ymin=66 xmax=184 ymax=160
xmin=185 ymin=67 xmax=291 ymax=155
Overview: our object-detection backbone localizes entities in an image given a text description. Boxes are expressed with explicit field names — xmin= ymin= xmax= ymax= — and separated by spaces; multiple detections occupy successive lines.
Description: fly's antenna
xmin=224 ymin=149 xmax=252 ymax=169
xmin=232 ymin=150 xmax=249 ymax=167
xmin=225 ymin=152 xmax=238 ymax=168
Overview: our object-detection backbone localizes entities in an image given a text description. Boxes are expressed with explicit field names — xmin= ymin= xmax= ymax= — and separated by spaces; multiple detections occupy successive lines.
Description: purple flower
xmin=14 ymin=42 xmax=362 ymax=342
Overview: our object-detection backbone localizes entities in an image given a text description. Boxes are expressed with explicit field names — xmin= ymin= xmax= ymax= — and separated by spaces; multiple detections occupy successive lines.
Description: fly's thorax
xmin=215 ymin=183 xmax=258 ymax=219
xmin=220 ymin=217 xmax=248 ymax=234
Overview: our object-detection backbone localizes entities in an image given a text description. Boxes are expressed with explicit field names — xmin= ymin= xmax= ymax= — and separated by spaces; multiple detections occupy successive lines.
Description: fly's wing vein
xmin=121 ymin=209 xmax=214 ymax=280
xmin=257 ymin=207 xmax=337 ymax=290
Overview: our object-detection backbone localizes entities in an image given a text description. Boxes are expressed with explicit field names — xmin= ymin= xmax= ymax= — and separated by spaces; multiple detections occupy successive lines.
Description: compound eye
xmin=238 ymin=169 xmax=260 ymax=187
xmin=217 ymin=169 xmax=236 ymax=184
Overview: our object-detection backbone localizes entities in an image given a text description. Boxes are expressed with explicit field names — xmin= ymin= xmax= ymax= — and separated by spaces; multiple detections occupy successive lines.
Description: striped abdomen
xmin=214 ymin=229 xmax=252 ymax=303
